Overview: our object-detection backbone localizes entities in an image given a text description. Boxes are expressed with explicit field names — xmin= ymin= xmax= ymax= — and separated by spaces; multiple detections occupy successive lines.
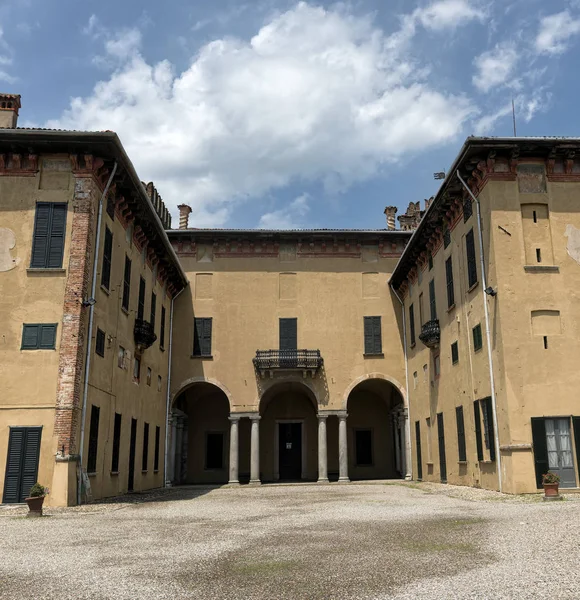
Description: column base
xmin=317 ymin=478 xmax=329 ymax=484
xmin=249 ymin=479 xmax=262 ymax=486
xmin=228 ymin=480 xmax=240 ymax=486
xmin=405 ymin=474 xmax=412 ymax=481
xmin=338 ymin=477 xmax=350 ymax=483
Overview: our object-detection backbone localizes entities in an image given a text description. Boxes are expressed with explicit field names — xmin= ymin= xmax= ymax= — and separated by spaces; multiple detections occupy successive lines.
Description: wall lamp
xmin=484 ymin=287 xmax=497 ymax=297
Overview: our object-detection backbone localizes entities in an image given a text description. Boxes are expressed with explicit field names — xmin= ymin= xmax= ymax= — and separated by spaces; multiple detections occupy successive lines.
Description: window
xmin=206 ymin=432 xmax=224 ymax=469
xmin=150 ymin=292 xmax=156 ymax=331
xmin=160 ymin=306 xmax=166 ymax=350
xmin=118 ymin=346 xmax=126 ymax=369
xmin=30 ymin=202 xmax=67 ymax=269
xmin=423 ymin=364 xmax=428 ymax=382
xmin=415 ymin=421 xmax=423 ymax=480
xmin=473 ymin=324 xmax=483 ymax=352
xmin=122 ymin=256 xmax=132 ymax=311
xmin=463 ymin=197 xmax=473 ymax=222
xmin=133 ymin=357 xmax=141 ymax=383
xmin=157 ymin=375 xmax=162 ymax=392
xmin=146 ymin=367 xmax=152 ymax=386
xmin=193 ymin=318 xmax=213 ymax=357
xmin=428 ymin=279 xmax=437 ymax=321
xmin=426 ymin=417 xmax=432 ymax=463
xmin=413 ymin=371 xmax=418 ymax=389
xmin=419 ymin=293 xmax=424 ymax=325
xmin=154 ymin=426 xmax=161 ymax=472
xmin=101 ymin=227 xmax=113 ymax=290
xmin=443 ymin=228 xmax=451 ymax=249
xmin=481 ymin=397 xmax=496 ymax=460
xmin=21 ymin=324 xmax=57 ymax=350
xmin=87 ymin=405 xmax=100 ymax=474
xmin=456 ymin=406 xmax=466 ymax=462
xmin=451 ymin=341 xmax=459 ymax=364
xmin=111 ymin=413 xmax=122 ymax=473
xmin=363 ymin=316 xmax=382 ymax=355
xmin=106 ymin=193 xmax=115 ymax=220
xmin=473 ymin=401 xmax=484 ymax=461
xmin=433 ymin=353 xmax=441 ymax=378
xmin=409 ymin=304 xmax=416 ymax=346
xmin=137 ymin=277 xmax=146 ymax=321
xmin=428 ymin=254 xmax=433 ymax=270
xmin=355 ymin=430 xmax=373 ymax=466
xmin=95 ymin=328 xmax=105 ymax=357
xmin=536 ymin=248 xmax=542 ymax=263
xmin=543 ymin=336 xmax=548 ymax=350
xmin=445 ymin=257 xmax=454 ymax=308
xmin=142 ymin=422 xmax=149 ymax=472
xmin=466 ymin=229 xmax=478 ymax=288
xmin=279 ymin=318 xmax=297 ymax=350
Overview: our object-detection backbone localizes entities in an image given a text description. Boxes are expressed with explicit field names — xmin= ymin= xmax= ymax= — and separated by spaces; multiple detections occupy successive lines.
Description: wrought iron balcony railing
xmin=253 ymin=349 xmax=323 ymax=377
xmin=134 ymin=319 xmax=157 ymax=350
xmin=419 ymin=319 xmax=440 ymax=349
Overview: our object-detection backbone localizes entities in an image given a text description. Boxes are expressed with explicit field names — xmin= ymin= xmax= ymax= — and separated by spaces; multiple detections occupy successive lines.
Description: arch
xmin=341 ymin=372 xmax=406 ymax=411
xmin=258 ymin=378 xmax=318 ymax=414
xmin=171 ymin=376 xmax=234 ymax=411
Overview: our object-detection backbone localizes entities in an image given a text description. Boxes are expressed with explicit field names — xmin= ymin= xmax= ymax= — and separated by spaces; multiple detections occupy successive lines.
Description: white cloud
xmin=259 ymin=193 xmax=310 ymax=229
xmin=415 ymin=0 xmax=486 ymax=31
xmin=473 ymin=103 xmax=513 ymax=135
xmin=48 ymin=2 xmax=476 ymax=226
xmin=472 ymin=42 xmax=519 ymax=92
xmin=536 ymin=11 xmax=580 ymax=54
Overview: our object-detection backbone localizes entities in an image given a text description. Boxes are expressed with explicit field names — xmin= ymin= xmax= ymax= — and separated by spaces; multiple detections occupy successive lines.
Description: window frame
xmin=21 ymin=323 xmax=58 ymax=350
xmin=363 ymin=316 xmax=383 ymax=356
xmin=451 ymin=341 xmax=459 ymax=365
xmin=466 ymin=229 xmax=478 ymax=288
xmin=30 ymin=202 xmax=68 ymax=270
xmin=87 ymin=405 xmax=100 ymax=474
xmin=100 ymin=226 xmax=113 ymax=291
xmin=122 ymin=256 xmax=132 ymax=311
xmin=445 ymin=256 xmax=455 ymax=308
xmin=95 ymin=328 xmax=106 ymax=357
xmin=428 ymin=279 xmax=437 ymax=321
xmin=472 ymin=323 xmax=483 ymax=352
xmin=137 ymin=277 xmax=146 ymax=321
xmin=193 ymin=317 xmax=213 ymax=357
xmin=455 ymin=406 xmax=467 ymax=462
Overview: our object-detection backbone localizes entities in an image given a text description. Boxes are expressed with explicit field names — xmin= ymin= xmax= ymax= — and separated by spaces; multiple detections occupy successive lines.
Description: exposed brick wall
xmin=54 ymin=176 xmax=98 ymax=456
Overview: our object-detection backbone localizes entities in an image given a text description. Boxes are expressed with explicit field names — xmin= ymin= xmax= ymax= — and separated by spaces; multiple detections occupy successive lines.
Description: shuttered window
xmin=443 ymin=228 xmax=451 ymax=249
xmin=473 ymin=401 xmax=484 ymax=461
xmin=2 ymin=427 xmax=42 ymax=503
xmin=142 ymin=422 xmax=149 ymax=472
xmin=473 ymin=324 xmax=483 ymax=352
xmin=364 ymin=316 xmax=382 ymax=355
xmin=122 ymin=256 xmax=131 ymax=311
xmin=466 ymin=229 xmax=478 ymax=288
xmin=415 ymin=421 xmax=423 ymax=480
xmin=428 ymin=280 xmax=437 ymax=321
xmin=137 ymin=277 xmax=146 ymax=320
xmin=95 ymin=328 xmax=105 ymax=357
xmin=279 ymin=318 xmax=298 ymax=351
xmin=409 ymin=304 xmax=416 ymax=346
xmin=463 ymin=197 xmax=473 ymax=222
xmin=30 ymin=203 xmax=67 ymax=269
xmin=111 ymin=413 xmax=122 ymax=473
xmin=154 ymin=426 xmax=160 ymax=472
xmin=21 ymin=324 xmax=57 ymax=350
xmin=193 ymin=318 xmax=213 ymax=356
xmin=87 ymin=405 xmax=100 ymax=474
xmin=482 ymin=397 xmax=496 ymax=461
xmin=101 ymin=227 xmax=113 ymax=290
xmin=451 ymin=341 xmax=459 ymax=364
xmin=445 ymin=257 xmax=455 ymax=308
xmin=160 ymin=306 xmax=166 ymax=350
xmin=150 ymin=292 xmax=156 ymax=331
xmin=456 ymin=406 xmax=466 ymax=462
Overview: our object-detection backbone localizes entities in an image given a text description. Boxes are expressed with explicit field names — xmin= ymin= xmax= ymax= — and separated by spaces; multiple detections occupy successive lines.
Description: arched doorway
xmin=346 ymin=378 xmax=406 ymax=480
xmin=171 ymin=381 xmax=231 ymax=484
xmin=259 ymin=381 xmax=318 ymax=481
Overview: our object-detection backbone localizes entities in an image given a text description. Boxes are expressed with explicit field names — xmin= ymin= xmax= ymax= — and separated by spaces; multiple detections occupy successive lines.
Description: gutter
xmin=456 ymin=171 xmax=503 ymax=493
xmin=77 ymin=161 xmax=118 ymax=505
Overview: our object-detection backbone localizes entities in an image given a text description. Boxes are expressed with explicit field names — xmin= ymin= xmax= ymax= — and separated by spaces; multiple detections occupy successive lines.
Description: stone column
xmin=166 ymin=415 xmax=177 ymax=486
xmin=175 ymin=417 xmax=184 ymax=484
xmin=228 ymin=416 xmax=240 ymax=485
xmin=393 ymin=413 xmax=401 ymax=476
xmin=338 ymin=413 xmax=349 ymax=483
xmin=317 ymin=414 xmax=329 ymax=483
xmin=402 ymin=408 xmax=412 ymax=480
xmin=250 ymin=415 xmax=261 ymax=485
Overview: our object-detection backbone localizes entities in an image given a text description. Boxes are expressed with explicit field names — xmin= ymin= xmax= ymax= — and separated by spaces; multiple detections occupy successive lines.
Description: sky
xmin=1 ymin=0 xmax=580 ymax=229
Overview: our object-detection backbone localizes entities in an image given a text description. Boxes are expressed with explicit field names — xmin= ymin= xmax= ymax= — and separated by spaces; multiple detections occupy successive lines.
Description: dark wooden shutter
xmin=573 ymin=418 xmax=580 ymax=489
xmin=364 ymin=317 xmax=382 ymax=354
xmin=87 ymin=405 xmax=100 ymax=473
xmin=456 ymin=406 xmax=466 ymax=462
xmin=445 ymin=257 xmax=454 ymax=308
xmin=531 ymin=418 xmax=548 ymax=489
xmin=101 ymin=227 xmax=113 ymax=290
xmin=96 ymin=328 xmax=105 ymax=357
xmin=429 ymin=280 xmax=437 ymax=320
xmin=138 ymin=277 xmax=146 ymax=320
xmin=280 ymin=318 xmax=297 ymax=351
xmin=47 ymin=204 xmax=67 ymax=268
xmin=3 ymin=427 xmax=42 ymax=503
xmin=451 ymin=341 xmax=459 ymax=364
xmin=194 ymin=318 xmax=212 ymax=356
xmin=22 ymin=324 xmax=39 ymax=349
xmin=122 ymin=257 xmax=131 ymax=310
xmin=409 ymin=304 xmax=416 ymax=346
xmin=437 ymin=413 xmax=447 ymax=482
xmin=111 ymin=413 xmax=122 ymax=472
xmin=150 ymin=292 xmax=156 ymax=331
xmin=483 ymin=397 xmax=495 ymax=461
xmin=31 ymin=204 xmax=66 ymax=268
xmin=142 ymin=423 xmax=149 ymax=471
xmin=466 ymin=229 xmax=477 ymax=287
xmin=20 ymin=428 xmax=42 ymax=501
xmin=154 ymin=426 xmax=160 ymax=471
xmin=160 ymin=306 xmax=166 ymax=349
xmin=39 ymin=324 xmax=57 ymax=349
xmin=415 ymin=421 xmax=423 ymax=480
xmin=30 ymin=204 xmax=51 ymax=268
xmin=474 ymin=401 xmax=484 ymax=461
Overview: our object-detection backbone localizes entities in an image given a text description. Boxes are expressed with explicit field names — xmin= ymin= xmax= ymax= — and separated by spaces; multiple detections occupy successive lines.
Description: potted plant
xmin=25 ymin=483 xmax=49 ymax=517
xmin=542 ymin=472 xmax=560 ymax=500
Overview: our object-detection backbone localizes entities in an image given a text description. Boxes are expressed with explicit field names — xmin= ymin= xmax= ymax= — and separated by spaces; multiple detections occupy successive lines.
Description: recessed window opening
xmin=543 ymin=336 xmax=548 ymax=349
xmin=536 ymin=248 xmax=542 ymax=263
xmin=533 ymin=210 xmax=537 ymax=223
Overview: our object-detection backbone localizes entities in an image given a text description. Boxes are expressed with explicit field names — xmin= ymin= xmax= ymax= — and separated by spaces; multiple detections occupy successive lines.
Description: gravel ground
xmin=1 ymin=481 xmax=579 ymax=599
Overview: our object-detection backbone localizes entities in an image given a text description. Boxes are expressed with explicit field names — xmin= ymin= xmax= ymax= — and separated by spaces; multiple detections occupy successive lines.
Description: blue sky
xmin=1 ymin=0 xmax=579 ymax=229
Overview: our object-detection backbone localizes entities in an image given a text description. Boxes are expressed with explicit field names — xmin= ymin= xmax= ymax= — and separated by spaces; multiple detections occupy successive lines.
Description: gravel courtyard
xmin=1 ymin=482 xmax=579 ymax=599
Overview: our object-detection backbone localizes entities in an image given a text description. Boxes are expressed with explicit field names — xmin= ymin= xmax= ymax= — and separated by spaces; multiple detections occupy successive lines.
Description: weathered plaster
xmin=0 ymin=227 xmax=20 ymax=271
xmin=565 ymin=224 xmax=580 ymax=265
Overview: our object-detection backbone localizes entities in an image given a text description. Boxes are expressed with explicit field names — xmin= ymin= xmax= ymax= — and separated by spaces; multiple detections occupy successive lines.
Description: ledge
xmin=141 ymin=470 xmax=148 ymax=474
xmin=446 ymin=303 xmax=456 ymax=313
xmin=467 ymin=281 xmax=479 ymax=293
xmin=121 ymin=307 xmax=130 ymax=316
xmin=363 ymin=353 xmax=384 ymax=358
xmin=500 ymin=443 xmax=532 ymax=452
xmin=100 ymin=284 xmax=111 ymax=296
xmin=87 ymin=472 xmax=97 ymax=478
xmin=55 ymin=454 xmax=79 ymax=463
xmin=110 ymin=471 xmax=119 ymax=476
xmin=457 ymin=461 xmax=468 ymax=465
xmin=27 ymin=268 xmax=66 ymax=275
xmin=191 ymin=355 xmax=213 ymax=359
xmin=524 ymin=265 xmax=559 ymax=273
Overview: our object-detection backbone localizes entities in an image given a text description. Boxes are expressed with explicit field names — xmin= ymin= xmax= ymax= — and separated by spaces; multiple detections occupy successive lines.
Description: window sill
xmin=87 ymin=472 xmax=97 ymax=477
xmin=452 ymin=360 xmax=459 ymax=366
xmin=191 ymin=355 xmax=213 ymax=359
xmin=410 ymin=342 xmax=416 ymax=349
xmin=26 ymin=268 xmax=66 ymax=274
xmin=160 ymin=346 xmax=165 ymax=352
xmin=447 ymin=303 xmax=456 ymax=313
xmin=110 ymin=471 xmax=119 ymax=476
xmin=467 ymin=281 xmax=479 ymax=294
xmin=363 ymin=353 xmax=384 ymax=358
xmin=153 ymin=470 xmax=159 ymax=474
xmin=474 ymin=347 xmax=483 ymax=353
xmin=121 ymin=307 xmax=130 ymax=316
xmin=524 ymin=265 xmax=559 ymax=273
xmin=458 ymin=461 xmax=468 ymax=465
xmin=100 ymin=284 xmax=111 ymax=296
xmin=479 ymin=460 xmax=495 ymax=464
xmin=141 ymin=470 xmax=148 ymax=474
xmin=426 ymin=462 xmax=434 ymax=466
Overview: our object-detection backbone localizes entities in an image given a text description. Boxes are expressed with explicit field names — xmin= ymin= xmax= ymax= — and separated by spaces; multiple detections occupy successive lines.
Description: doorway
xmin=437 ymin=412 xmax=447 ymax=483
xmin=532 ymin=417 xmax=578 ymax=489
xmin=278 ymin=422 xmax=302 ymax=480
xmin=2 ymin=427 xmax=42 ymax=503
xmin=128 ymin=418 xmax=137 ymax=492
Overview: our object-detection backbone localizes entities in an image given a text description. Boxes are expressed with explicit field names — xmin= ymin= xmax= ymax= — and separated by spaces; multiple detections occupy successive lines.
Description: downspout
xmin=456 ymin=170 xmax=503 ymax=493
xmin=164 ymin=285 xmax=186 ymax=487
xmin=390 ymin=284 xmax=412 ymax=481
xmin=77 ymin=162 xmax=118 ymax=505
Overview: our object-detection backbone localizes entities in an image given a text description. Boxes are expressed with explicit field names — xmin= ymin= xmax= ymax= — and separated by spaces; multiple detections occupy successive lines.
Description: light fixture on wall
xmin=81 ymin=298 xmax=96 ymax=307
xmin=484 ymin=287 xmax=497 ymax=297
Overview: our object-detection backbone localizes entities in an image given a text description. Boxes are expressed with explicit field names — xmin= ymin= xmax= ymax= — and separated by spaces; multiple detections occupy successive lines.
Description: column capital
xmin=317 ymin=413 xmax=328 ymax=421
xmin=338 ymin=411 xmax=348 ymax=421
xmin=228 ymin=415 xmax=241 ymax=422
xmin=249 ymin=414 xmax=261 ymax=422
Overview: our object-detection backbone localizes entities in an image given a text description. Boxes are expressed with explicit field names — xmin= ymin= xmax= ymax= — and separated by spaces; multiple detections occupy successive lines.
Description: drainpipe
xmin=77 ymin=162 xmax=118 ymax=505
xmin=164 ymin=285 xmax=186 ymax=487
xmin=456 ymin=170 xmax=503 ymax=493
xmin=390 ymin=284 xmax=412 ymax=481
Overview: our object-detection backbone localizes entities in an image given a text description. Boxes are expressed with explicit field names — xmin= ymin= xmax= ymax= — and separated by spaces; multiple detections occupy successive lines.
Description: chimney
xmin=0 ymin=94 xmax=21 ymax=128
xmin=384 ymin=206 xmax=398 ymax=231
xmin=178 ymin=204 xmax=192 ymax=230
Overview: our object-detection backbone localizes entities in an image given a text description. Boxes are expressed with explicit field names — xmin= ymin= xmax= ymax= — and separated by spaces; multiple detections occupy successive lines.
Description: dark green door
xmin=279 ymin=423 xmax=302 ymax=480
xmin=3 ymin=427 xmax=42 ymax=503
xmin=437 ymin=413 xmax=447 ymax=483
xmin=128 ymin=419 xmax=137 ymax=492
xmin=415 ymin=421 xmax=423 ymax=480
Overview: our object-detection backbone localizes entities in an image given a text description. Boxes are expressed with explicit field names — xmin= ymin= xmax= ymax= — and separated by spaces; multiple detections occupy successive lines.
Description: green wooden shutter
xmin=484 ymin=397 xmax=496 ymax=461
xmin=409 ymin=304 xmax=416 ymax=346
xmin=573 ymin=418 xmax=580 ymax=488
xmin=21 ymin=324 xmax=40 ymax=349
xmin=445 ymin=257 xmax=454 ymax=308
xmin=160 ymin=306 xmax=166 ymax=349
xmin=39 ymin=324 xmax=57 ymax=349
xmin=456 ymin=406 xmax=466 ymax=462
xmin=531 ymin=418 xmax=548 ymax=489
xmin=429 ymin=280 xmax=437 ymax=320
xmin=473 ymin=401 xmax=484 ymax=461
xmin=372 ymin=316 xmax=382 ymax=354
xmin=142 ymin=423 xmax=149 ymax=471
xmin=30 ymin=204 xmax=51 ymax=268
xmin=111 ymin=413 xmax=122 ymax=473
xmin=154 ymin=426 xmax=160 ymax=471
xmin=193 ymin=319 xmax=201 ymax=355
xmin=150 ymin=292 xmax=156 ymax=331
xmin=466 ymin=229 xmax=478 ymax=287
xmin=3 ymin=428 xmax=25 ymax=503
xmin=87 ymin=405 xmax=100 ymax=473
xmin=279 ymin=318 xmax=297 ymax=351
xmin=101 ymin=227 xmax=113 ymax=290
xmin=138 ymin=278 xmax=146 ymax=320
xmin=415 ymin=420 xmax=423 ymax=480
xmin=202 ymin=318 xmax=213 ymax=356
xmin=47 ymin=204 xmax=67 ymax=268
xmin=122 ymin=256 xmax=131 ymax=310
xmin=363 ymin=317 xmax=373 ymax=354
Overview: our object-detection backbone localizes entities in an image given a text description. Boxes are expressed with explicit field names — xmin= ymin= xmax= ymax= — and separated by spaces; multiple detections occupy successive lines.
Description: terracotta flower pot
xmin=543 ymin=483 xmax=560 ymax=498
xmin=25 ymin=495 xmax=45 ymax=517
